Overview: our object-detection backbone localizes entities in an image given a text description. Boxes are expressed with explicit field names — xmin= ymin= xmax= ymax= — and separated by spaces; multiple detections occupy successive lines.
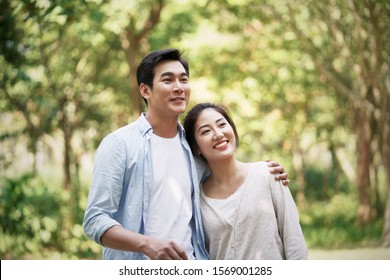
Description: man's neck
xmin=145 ymin=112 xmax=179 ymax=138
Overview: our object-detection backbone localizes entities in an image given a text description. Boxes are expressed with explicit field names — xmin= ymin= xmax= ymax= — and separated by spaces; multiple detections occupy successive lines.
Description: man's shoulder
xmin=110 ymin=113 xmax=150 ymax=136
xmin=112 ymin=122 xmax=139 ymax=135
xmin=98 ymin=122 xmax=144 ymax=149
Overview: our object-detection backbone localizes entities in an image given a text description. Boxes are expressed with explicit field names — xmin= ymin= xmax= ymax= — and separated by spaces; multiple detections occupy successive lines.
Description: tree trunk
xmin=63 ymin=113 xmax=72 ymax=191
xmin=381 ymin=120 xmax=390 ymax=246
xmin=59 ymin=98 xmax=72 ymax=191
xmin=129 ymin=35 xmax=142 ymax=119
xmin=356 ymin=109 xmax=372 ymax=226
xmin=382 ymin=179 xmax=390 ymax=247
xmin=119 ymin=28 xmax=141 ymax=120
xmin=120 ymin=1 xmax=165 ymax=120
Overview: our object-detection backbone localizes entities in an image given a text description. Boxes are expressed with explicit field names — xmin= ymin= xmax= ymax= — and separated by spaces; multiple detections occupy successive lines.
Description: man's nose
xmin=172 ymin=80 xmax=184 ymax=93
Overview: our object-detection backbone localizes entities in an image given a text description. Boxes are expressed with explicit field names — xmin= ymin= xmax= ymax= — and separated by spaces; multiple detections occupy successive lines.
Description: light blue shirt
xmin=83 ymin=113 xmax=209 ymax=260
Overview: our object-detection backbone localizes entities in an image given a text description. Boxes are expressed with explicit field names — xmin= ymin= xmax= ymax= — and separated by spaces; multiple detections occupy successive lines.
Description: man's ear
xmin=139 ymin=83 xmax=151 ymax=100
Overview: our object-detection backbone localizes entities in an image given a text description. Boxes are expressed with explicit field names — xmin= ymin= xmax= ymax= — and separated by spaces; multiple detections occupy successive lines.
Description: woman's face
xmin=194 ymin=108 xmax=236 ymax=162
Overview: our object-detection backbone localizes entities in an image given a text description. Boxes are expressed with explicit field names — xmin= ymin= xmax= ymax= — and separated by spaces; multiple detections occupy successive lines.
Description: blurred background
xmin=1 ymin=0 xmax=389 ymax=259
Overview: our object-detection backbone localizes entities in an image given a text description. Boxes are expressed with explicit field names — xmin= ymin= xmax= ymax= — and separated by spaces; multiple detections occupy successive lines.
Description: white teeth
xmin=214 ymin=141 xmax=227 ymax=149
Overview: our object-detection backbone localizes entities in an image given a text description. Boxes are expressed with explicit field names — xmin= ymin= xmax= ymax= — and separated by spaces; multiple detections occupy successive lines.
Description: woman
xmin=183 ymin=102 xmax=308 ymax=260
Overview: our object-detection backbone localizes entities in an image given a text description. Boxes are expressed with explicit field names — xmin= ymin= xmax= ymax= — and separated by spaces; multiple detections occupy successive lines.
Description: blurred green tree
xmin=264 ymin=0 xmax=390 ymax=244
xmin=1 ymin=0 xmax=122 ymax=221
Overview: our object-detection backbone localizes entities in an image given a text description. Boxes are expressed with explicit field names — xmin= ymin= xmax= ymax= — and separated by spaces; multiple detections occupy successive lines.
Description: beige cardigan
xmin=200 ymin=161 xmax=308 ymax=260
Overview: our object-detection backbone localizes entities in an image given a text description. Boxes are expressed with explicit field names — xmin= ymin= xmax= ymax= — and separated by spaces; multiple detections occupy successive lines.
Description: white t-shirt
xmin=201 ymin=186 xmax=244 ymax=224
xmin=145 ymin=132 xmax=195 ymax=259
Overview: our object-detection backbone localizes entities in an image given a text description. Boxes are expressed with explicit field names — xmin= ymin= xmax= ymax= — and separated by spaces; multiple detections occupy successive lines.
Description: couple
xmin=83 ymin=48 xmax=308 ymax=260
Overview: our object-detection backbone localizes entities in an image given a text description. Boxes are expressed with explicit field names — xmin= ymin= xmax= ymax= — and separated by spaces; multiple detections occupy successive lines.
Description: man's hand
xmin=266 ymin=160 xmax=290 ymax=187
xmin=141 ymin=238 xmax=188 ymax=260
xmin=100 ymin=226 xmax=188 ymax=260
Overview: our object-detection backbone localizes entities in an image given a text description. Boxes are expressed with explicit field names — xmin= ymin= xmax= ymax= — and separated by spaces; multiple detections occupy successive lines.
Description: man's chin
xmin=171 ymin=104 xmax=187 ymax=114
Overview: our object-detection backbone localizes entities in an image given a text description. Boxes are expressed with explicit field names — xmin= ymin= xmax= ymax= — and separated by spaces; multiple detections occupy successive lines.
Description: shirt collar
xmin=137 ymin=113 xmax=186 ymax=140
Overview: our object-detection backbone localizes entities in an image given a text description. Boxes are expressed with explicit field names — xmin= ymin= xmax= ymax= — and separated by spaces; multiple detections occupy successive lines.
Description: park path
xmin=308 ymin=247 xmax=390 ymax=260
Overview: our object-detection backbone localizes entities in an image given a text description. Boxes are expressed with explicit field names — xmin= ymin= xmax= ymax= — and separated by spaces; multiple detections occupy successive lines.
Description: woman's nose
xmin=213 ymin=131 xmax=223 ymax=140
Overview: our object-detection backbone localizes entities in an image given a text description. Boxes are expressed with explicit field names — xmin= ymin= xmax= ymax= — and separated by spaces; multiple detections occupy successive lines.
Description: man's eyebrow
xmin=160 ymin=71 xmax=188 ymax=77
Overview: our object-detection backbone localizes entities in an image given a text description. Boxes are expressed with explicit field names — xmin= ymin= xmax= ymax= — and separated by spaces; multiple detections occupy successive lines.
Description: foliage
xmin=0 ymin=173 xmax=100 ymax=259
xmin=0 ymin=0 xmax=389 ymax=258
xmin=300 ymin=193 xmax=384 ymax=249
xmin=303 ymin=166 xmax=350 ymax=201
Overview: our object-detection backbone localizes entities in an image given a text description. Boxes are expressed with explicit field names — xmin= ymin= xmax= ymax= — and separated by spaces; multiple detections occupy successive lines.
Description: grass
xmin=299 ymin=193 xmax=384 ymax=249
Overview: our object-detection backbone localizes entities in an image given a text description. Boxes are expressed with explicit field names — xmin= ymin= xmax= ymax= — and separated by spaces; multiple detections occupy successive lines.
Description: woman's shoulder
xmin=248 ymin=161 xmax=269 ymax=172
xmin=242 ymin=161 xmax=272 ymax=184
xmin=250 ymin=161 xmax=268 ymax=166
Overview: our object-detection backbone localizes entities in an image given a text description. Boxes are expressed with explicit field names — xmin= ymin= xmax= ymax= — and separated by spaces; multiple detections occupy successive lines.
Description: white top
xmin=201 ymin=186 xmax=244 ymax=224
xmin=145 ymin=132 xmax=195 ymax=259
xmin=200 ymin=161 xmax=308 ymax=260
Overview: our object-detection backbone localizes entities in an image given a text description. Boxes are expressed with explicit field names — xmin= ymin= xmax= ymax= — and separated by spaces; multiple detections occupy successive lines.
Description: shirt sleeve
xmin=194 ymin=156 xmax=210 ymax=183
xmin=83 ymin=134 xmax=125 ymax=245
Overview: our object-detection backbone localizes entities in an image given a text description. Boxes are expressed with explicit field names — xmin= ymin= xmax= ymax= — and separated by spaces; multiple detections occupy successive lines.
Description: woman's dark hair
xmin=136 ymin=48 xmax=189 ymax=105
xmin=183 ymin=103 xmax=239 ymax=159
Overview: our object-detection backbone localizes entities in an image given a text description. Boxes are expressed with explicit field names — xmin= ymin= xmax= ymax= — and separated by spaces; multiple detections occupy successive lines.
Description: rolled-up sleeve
xmin=83 ymin=134 xmax=127 ymax=244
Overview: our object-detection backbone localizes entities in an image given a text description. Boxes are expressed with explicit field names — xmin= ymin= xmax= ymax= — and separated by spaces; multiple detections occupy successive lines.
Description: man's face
xmin=146 ymin=60 xmax=190 ymax=118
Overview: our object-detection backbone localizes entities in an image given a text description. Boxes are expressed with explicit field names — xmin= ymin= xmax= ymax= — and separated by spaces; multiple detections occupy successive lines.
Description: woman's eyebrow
xmin=197 ymin=124 xmax=209 ymax=132
xmin=197 ymin=118 xmax=224 ymax=132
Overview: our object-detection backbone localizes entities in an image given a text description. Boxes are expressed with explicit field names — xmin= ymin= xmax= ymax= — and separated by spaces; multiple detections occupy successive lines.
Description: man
xmin=83 ymin=48 xmax=289 ymax=260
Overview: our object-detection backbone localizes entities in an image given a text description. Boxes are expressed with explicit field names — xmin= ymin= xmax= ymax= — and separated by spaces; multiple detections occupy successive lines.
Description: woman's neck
xmin=204 ymin=158 xmax=249 ymax=199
